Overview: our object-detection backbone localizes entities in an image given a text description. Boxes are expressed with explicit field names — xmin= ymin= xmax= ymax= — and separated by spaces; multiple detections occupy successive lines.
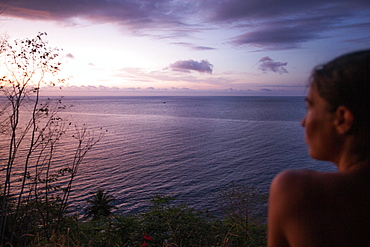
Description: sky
xmin=0 ymin=0 xmax=369 ymax=96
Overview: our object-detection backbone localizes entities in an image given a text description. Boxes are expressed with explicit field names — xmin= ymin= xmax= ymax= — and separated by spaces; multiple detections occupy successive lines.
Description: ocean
xmin=1 ymin=96 xmax=336 ymax=215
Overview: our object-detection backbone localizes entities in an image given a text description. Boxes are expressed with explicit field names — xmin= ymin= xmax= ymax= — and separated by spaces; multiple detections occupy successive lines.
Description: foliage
xmin=0 ymin=33 xmax=103 ymax=246
xmin=7 ymin=188 xmax=268 ymax=246
xmin=84 ymin=188 xmax=117 ymax=220
xmin=217 ymin=183 xmax=268 ymax=247
xmin=140 ymin=194 xmax=225 ymax=247
xmin=75 ymin=191 xmax=267 ymax=247
xmin=113 ymin=214 xmax=142 ymax=246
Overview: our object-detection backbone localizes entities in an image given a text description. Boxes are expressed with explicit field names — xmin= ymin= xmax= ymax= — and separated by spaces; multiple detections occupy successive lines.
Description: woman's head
xmin=310 ymin=50 xmax=370 ymax=134
xmin=308 ymin=50 xmax=370 ymax=161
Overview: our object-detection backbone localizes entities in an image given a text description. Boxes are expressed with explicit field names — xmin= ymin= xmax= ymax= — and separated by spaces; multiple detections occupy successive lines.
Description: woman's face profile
xmin=301 ymin=86 xmax=340 ymax=162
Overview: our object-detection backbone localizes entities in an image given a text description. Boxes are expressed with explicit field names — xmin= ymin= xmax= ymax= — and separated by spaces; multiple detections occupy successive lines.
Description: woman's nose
xmin=301 ymin=116 xmax=306 ymax=127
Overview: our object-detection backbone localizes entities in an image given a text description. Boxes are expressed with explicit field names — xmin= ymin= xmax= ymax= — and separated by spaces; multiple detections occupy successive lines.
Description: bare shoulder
xmin=268 ymin=170 xmax=327 ymax=247
xmin=272 ymin=169 xmax=322 ymax=183
xmin=269 ymin=169 xmax=337 ymax=214
xmin=271 ymin=168 xmax=370 ymax=200
xmin=268 ymin=169 xmax=370 ymax=247
xmin=270 ymin=169 xmax=322 ymax=201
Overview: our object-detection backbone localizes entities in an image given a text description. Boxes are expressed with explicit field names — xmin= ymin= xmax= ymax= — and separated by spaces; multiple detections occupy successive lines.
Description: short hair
xmin=310 ymin=50 xmax=370 ymax=134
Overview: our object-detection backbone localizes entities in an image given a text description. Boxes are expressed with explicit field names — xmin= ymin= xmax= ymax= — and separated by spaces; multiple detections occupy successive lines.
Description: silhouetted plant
xmin=84 ymin=188 xmax=117 ymax=220
xmin=0 ymin=33 xmax=103 ymax=246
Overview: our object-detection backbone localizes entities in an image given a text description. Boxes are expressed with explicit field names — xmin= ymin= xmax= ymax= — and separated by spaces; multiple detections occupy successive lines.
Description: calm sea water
xmin=1 ymin=96 xmax=336 ymax=215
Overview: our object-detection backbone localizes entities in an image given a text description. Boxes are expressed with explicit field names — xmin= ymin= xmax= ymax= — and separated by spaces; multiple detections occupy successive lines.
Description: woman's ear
xmin=334 ymin=106 xmax=354 ymax=134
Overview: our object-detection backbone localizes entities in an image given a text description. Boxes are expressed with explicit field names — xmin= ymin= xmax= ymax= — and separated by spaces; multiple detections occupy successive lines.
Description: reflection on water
xmin=0 ymin=96 xmax=335 ymax=215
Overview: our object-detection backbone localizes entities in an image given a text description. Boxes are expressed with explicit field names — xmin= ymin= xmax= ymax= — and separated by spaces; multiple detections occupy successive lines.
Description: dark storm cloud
xmin=258 ymin=57 xmax=288 ymax=74
xmin=2 ymin=0 xmax=370 ymax=49
xmin=169 ymin=60 xmax=213 ymax=74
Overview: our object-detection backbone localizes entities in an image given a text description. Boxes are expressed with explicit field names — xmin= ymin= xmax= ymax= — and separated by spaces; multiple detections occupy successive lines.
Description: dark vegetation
xmin=0 ymin=34 xmax=267 ymax=246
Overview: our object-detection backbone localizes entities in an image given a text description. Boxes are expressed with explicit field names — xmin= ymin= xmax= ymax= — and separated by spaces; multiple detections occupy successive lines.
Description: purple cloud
xmin=1 ymin=0 xmax=369 ymax=50
xmin=231 ymin=24 xmax=321 ymax=50
xmin=0 ymin=0 xmax=191 ymax=34
xmin=208 ymin=0 xmax=369 ymax=22
xmin=171 ymin=42 xmax=217 ymax=51
xmin=208 ymin=0 xmax=370 ymax=49
xmin=66 ymin=53 xmax=75 ymax=59
xmin=169 ymin=60 xmax=213 ymax=74
xmin=258 ymin=57 xmax=288 ymax=74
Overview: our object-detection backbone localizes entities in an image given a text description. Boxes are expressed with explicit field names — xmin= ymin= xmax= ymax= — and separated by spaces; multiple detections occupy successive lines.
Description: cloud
xmin=66 ymin=53 xmax=75 ymax=59
xmin=40 ymin=84 xmax=305 ymax=96
xmin=209 ymin=0 xmax=370 ymax=49
xmin=171 ymin=42 xmax=217 ymax=51
xmin=258 ymin=57 xmax=288 ymax=74
xmin=231 ymin=24 xmax=321 ymax=50
xmin=0 ymin=0 xmax=197 ymax=35
xmin=168 ymin=60 xmax=213 ymax=74
xmin=208 ymin=0 xmax=370 ymax=23
xmin=1 ymin=0 xmax=370 ymax=49
xmin=260 ymin=88 xmax=273 ymax=92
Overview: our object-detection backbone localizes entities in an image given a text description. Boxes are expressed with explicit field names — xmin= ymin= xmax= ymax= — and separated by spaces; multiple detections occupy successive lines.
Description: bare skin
xmin=267 ymin=87 xmax=370 ymax=247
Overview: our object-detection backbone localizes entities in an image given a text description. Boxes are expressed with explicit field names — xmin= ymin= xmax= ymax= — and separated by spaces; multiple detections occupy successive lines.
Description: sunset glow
xmin=1 ymin=0 xmax=369 ymax=96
